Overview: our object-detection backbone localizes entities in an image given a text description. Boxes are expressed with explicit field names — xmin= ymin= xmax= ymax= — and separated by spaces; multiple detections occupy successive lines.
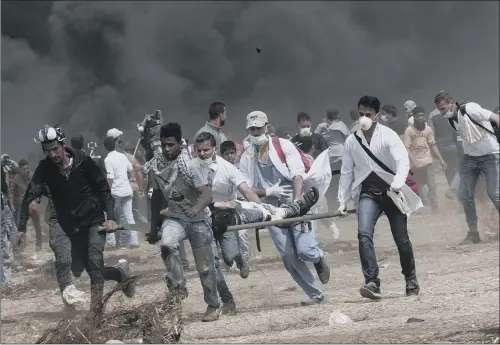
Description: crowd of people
xmin=0 ymin=91 xmax=498 ymax=324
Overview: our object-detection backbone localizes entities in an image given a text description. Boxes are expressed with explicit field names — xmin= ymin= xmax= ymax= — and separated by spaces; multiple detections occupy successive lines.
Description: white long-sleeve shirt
xmin=338 ymin=124 xmax=422 ymax=214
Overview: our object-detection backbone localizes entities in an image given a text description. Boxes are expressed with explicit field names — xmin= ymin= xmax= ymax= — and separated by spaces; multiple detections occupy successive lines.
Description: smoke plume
xmin=2 ymin=1 xmax=499 ymax=160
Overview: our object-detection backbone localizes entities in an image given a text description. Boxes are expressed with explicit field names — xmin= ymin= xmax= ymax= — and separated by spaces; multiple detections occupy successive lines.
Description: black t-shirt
xmin=361 ymin=172 xmax=390 ymax=193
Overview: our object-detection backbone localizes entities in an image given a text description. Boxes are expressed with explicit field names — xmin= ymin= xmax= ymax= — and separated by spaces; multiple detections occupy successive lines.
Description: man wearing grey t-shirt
xmin=147 ymin=122 xmax=219 ymax=323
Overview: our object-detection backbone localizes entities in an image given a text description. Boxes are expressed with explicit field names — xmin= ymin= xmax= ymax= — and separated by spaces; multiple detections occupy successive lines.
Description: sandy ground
xmin=1 ymin=175 xmax=499 ymax=344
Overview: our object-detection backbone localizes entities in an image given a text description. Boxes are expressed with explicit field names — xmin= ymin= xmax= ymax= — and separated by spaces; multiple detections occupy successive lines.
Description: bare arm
xmin=238 ymin=182 xmax=262 ymax=203
xmin=192 ymin=185 xmax=213 ymax=213
xmin=252 ymin=188 xmax=267 ymax=198
xmin=293 ymin=175 xmax=304 ymax=200
xmin=490 ymin=112 xmax=500 ymax=128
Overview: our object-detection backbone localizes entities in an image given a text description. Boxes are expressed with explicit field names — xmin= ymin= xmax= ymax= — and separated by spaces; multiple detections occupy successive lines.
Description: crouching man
xmin=17 ymin=125 xmax=135 ymax=324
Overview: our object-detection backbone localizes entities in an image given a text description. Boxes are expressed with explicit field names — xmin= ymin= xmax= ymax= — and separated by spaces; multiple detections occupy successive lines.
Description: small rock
xmin=27 ymin=269 xmax=34 ymax=272
xmin=329 ymin=310 xmax=353 ymax=325
xmin=406 ymin=317 xmax=425 ymax=323
xmin=105 ymin=341 xmax=124 ymax=344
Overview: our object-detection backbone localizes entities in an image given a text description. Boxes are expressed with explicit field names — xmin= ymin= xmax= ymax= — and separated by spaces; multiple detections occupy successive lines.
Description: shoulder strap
xmin=460 ymin=103 xmax=497 ymax=137
xmin=353 ymin=132 xmax=395 ymax=175
xmin=353 ymin=132 xmax=413 ymax=176
xmin=271 ymin=136 xmax=286 ymax=163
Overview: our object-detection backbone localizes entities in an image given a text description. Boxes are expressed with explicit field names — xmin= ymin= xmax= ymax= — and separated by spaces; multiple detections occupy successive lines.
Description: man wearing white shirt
xmin=434 ymin=91 xmax=500 ymax=245
xmin=240 ymin=111 xmax=330 ymax=306
xmin=338 ymin=96 xmax=421 ymax=300
xmin=103 ymin=137 xmax=139 ymax=248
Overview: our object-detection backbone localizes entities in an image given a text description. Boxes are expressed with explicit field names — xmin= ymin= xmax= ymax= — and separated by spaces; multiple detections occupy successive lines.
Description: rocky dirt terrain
xmin=1 ymin=176 xmax=498 ymax=344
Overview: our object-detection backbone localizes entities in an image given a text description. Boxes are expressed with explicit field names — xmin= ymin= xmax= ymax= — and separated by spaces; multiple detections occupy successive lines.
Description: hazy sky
xmin=2 ymin=1 xmax=499 ymax=161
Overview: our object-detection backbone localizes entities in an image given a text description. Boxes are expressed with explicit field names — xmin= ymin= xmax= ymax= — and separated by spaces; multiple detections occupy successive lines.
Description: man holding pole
xmin=239 ymin=111 xmax=331 ymax=306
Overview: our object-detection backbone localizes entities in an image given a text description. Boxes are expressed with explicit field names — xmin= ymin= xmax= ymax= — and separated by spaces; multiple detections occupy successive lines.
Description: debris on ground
xmin=328 ymin=310 xmax=353 ymax=325
xmin=36 ymin=277 xmax=182 ymax=344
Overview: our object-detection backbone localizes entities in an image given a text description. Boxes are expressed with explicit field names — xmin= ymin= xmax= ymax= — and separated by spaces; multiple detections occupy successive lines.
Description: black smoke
xmin=2 ymin=1 xmax=499 ymax=161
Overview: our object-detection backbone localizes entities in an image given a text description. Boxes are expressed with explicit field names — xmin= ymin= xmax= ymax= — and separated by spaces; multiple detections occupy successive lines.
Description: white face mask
xmin=198 ymin=152 xmax=215 ymax=166
xmin=249 ymin=134 xmax=268 ymax=146
xmin=359 ymin=116 xmax=373 ymax=131
xmin=299 ymin=127 xmax=312 ymax=136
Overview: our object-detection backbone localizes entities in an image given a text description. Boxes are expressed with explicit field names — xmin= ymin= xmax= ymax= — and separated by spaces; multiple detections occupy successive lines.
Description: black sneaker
xmin=295 ymin=187 xmax=320 ymax=216
xmin=359 ymin=282 xmax=382 ymax=300
xmin=405 ymin=276 xmax=420 ymax=296
xmin=220 ymin=300 xmax=237 ymax=315
xmin=314 ymin=257 xmax=330 ymax=284
xmin=201 ymin=306 xmax=220 ymax=322
xmin=459 ymin=231 xmax=481 ymax=245
xmin=115 ymin=259 xmax=136 ymax=298
xmin=300 ymin=295 xmax=324 ymax=306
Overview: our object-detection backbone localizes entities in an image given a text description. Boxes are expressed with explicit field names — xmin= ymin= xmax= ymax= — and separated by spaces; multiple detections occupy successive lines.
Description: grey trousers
xmin=48 ymin=219 xmax=85 ymax=292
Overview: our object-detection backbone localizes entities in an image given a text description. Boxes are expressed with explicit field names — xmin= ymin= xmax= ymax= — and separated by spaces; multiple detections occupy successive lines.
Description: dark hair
xmin=103 ymin=136 xmax=116 ymax=152
xmin=357 ymin=96 xmax=381 ymax=113
xmin=326 ymin=108 xmax=339 ymax=121
xmin=160 ymin=123 xmax=182 ymax=143
xmin=208 ymin=102 xmax=226 ymax=120
xmin=434 ymin=91 xmax=453 ymax=105
xmin=18 ymin=159 xmax=29 ymax=167
xmin=297 ymin=136 xmax=314 ymax=154
xmin=297 ymin=112 xmax=311 ymax=123
xmin=412 ymin=106 xmax=425 ymax=115
xmin=381 ymin=104 xmax=398 ymax=117
xmin=220 ymin=140 xmax=237 ymax=154
xmin=195 ymin=132 xmax=216 ymax=147
xmin=70 ymin=134 xmax=85 ymax=150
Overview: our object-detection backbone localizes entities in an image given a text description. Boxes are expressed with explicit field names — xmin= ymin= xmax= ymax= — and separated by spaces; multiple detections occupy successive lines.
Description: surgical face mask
xmin=359 ymin=116 xmax=373 ymax=131
xmin=299 ymin=127 xmax=312 ymax=136
xmin=198 ymin=152 xmax=214 ymax=166
xmin=249 ymin=134 xmax=268 ymax=146
xmin=443 ymin=111 xmax=454 ymax=119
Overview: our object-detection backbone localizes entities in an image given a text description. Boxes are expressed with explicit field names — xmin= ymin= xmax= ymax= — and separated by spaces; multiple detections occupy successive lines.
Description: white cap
xmin=246 ymin=111 xmax=268 ymax=129
xmin=107 ymin=128 xmax=123 ymax=139
xmin=403 ymin=100 xmax=417 ymax=114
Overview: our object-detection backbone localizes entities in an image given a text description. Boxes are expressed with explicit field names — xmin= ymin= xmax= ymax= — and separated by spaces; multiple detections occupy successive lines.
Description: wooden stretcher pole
xmin=225 ymin=209 xmax=356 ymax=232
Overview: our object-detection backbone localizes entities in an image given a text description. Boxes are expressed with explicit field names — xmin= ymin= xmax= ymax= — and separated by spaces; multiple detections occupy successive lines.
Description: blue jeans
xmin=459 ymin=153 xmax=500 ymax=232
xmin=132 ymin=191 xmax=148 ymax=224
xmin=211 ymin=239 xmax=234 ymax=304
xmin=357 ymin=192 xmax=416 ymax=286
xmin=160 ymin=217 xmax=219 ymax=308
xmin=268 ymin=222 xmax=323 ymax=300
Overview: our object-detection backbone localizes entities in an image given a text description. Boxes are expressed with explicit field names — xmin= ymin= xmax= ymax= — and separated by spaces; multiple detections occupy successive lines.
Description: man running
xmin=338 ymin=96 xmax=421 ymax=300
xmin=240 ymin=111 xmax=330 ymax=306
xmin=17 ymin=125 xmax=135 ymax=324
xmin=146 ymin=123 xmax=220 ymax=322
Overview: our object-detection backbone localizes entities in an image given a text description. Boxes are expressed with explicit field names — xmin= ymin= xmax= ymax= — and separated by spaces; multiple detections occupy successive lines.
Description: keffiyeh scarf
xmin=150 ymin=149 xmax=194 ymax=197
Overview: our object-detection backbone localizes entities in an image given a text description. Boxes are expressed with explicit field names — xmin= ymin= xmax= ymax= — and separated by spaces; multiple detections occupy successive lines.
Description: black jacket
xmin=290 ymin=133 xmax=329 ymax=159
xmin=18 ymin=148 xmax=115 ymax=234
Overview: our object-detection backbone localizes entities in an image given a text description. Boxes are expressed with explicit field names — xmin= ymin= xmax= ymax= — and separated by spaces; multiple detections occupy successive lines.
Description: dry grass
xmin=35 ymin=277 xmax=183 ymax=344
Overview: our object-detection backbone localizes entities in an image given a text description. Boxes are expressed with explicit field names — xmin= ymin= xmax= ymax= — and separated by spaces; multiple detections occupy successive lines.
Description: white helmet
xmin=403 ymin=100 xmax=417 ymax=115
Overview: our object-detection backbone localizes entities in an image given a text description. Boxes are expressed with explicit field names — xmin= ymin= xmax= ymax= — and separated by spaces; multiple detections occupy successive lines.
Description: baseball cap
xmin=246 ymin=111 xmax=268 ymax=129
xmin=107 ymin=128 xmax=123 ymax=139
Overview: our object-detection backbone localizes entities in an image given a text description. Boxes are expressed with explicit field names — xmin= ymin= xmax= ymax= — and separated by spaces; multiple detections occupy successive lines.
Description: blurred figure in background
xmin=9 ymin=159 xmax=42 ymax=251
xmin=124 ymin=147 xmax=148 ymax=225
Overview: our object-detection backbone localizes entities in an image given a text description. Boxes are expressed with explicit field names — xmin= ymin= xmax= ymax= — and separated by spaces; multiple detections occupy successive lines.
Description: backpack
xmin=271 ymin=136 xmax=311 ymax=173
xmin=449 ymin=101 xmax=500 ymax=143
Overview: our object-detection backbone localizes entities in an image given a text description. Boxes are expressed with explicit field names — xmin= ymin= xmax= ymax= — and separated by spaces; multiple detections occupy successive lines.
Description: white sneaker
xmin=62 ymin=284 xmax=86 ymax=306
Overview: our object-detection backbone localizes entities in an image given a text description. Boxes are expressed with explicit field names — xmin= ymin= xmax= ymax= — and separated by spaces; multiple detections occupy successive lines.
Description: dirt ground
xmin=1 ymin=175 xmax=499 ymax=344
